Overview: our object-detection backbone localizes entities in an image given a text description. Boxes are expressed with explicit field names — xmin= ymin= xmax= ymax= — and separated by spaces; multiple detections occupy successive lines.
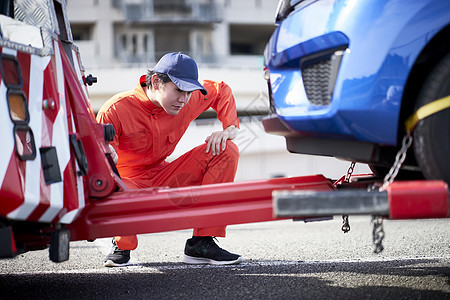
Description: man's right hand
xmin=205 ymin=125 xmax=237 ymax=156
xmin=109 ymin=144 xmax=118 ymax=164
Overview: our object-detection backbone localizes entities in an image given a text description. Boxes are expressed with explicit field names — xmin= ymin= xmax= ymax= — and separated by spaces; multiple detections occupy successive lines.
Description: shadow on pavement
xmin=1 ymin=259 xmax=449 ymax=299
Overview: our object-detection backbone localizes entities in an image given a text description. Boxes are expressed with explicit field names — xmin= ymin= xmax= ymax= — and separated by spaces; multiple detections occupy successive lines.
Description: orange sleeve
xmin=202 ymin=80 xmax=240 ymax=130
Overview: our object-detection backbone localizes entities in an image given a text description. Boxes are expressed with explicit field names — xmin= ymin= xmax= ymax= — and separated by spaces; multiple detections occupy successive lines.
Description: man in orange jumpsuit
xmin=97 ymin=52 xmax=242 ymax=267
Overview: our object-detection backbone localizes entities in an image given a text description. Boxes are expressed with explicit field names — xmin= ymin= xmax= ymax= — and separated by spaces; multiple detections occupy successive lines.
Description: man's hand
xmin=109 ymin=144 xmax=118 ymax=164
xmin=205 ymin=125 xmax=237 ymax=156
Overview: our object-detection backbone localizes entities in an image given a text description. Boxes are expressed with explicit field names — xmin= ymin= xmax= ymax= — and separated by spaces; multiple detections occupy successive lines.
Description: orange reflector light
xmin=7 ymin=91 xmax=28 ymax=123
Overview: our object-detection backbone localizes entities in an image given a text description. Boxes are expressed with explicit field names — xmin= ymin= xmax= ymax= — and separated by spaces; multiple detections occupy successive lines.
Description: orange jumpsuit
xmin=97 ymin=75 xmax=240 ymax=250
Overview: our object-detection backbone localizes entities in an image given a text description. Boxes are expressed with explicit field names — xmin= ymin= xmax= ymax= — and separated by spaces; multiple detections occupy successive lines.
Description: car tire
xmin=413 ymin=53 xmax=450 ymax=184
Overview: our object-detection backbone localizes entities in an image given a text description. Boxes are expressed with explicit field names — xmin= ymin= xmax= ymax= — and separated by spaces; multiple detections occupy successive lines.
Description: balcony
xmin=113 ymin=0 xmax=222 ymax=24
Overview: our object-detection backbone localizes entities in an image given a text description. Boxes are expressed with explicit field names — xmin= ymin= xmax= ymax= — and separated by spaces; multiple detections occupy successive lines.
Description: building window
xmin=131 ymin=34 xmax=137 ymax=55
xmin=230 ymin=24 xmax=274 ymax=55
xmin=121 ymin=34 xmax=127 ymax=51
xmin=116 ymin=28 xmax=154 ymax=63
xmin=154 ymin=27 xmax=190 ymax=60
xmin=143 ymin=34 xmax=148 ymax=53
xmin=71 ymin=24 xmax=93 ymax=41
xmin=154 ymin=0 xmax=192 ymax=15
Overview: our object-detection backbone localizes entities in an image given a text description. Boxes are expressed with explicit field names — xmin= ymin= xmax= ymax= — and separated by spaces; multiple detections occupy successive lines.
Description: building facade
xmin=66 ymin=0 xmax=370 ymax=181
xmin=67 ymin=0 xmax=276 ymax=68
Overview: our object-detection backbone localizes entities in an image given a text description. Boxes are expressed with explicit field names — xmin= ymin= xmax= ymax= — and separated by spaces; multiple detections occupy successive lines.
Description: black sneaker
xmin=183 ymin=236 xmax=242 ymax=265
xmin=103 ymin=238 xmax=131 ymax=267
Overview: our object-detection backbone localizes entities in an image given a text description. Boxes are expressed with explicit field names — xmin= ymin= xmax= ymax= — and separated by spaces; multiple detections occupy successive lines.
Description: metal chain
xmin=368 ymin=133 xmax=413 ymax=253
xmin=345 ymin=161 xmax=356 ymax=183
xmin=341 ymin=162 xmax=356 ymax=233
xmin=372 ymin=215 xmax=385 ymax=253
xmin=379 ymin=132 xmax=413 ymax=191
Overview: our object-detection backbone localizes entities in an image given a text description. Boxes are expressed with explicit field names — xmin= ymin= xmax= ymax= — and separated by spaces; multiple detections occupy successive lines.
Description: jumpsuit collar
xmin=134 ymin=75 xmax=163 ymax=114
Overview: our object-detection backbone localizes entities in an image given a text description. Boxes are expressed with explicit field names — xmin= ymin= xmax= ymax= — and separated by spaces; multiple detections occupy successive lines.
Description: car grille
xmin=301 ymin=50 xmax=344 ymax=106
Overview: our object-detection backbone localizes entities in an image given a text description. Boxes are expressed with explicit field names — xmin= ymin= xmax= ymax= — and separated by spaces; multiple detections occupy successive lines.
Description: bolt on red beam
xmin=387 ymin=180 xmax=449 ymax=219
xmin=68 ymin=175 xmax=334 ymax=241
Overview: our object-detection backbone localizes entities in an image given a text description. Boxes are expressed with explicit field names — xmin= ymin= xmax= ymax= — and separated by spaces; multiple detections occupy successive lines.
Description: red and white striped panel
xmin=59 ymin=46 xmax=87 ymax=224
xmin=0 ymin=41 xmax=84 ymax=224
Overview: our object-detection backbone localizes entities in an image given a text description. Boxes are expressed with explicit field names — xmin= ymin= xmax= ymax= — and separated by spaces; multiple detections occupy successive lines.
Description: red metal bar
xmin=273 ymin=179 xmax=449 ymax=219
xmin=68 ymin=175 xmax=334 ymax=241
xmin=388 ymin=180 xmax=449 ymax=219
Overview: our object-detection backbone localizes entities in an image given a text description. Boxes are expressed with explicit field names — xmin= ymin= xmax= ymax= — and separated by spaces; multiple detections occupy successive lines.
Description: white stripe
xmin=59 ymin=209 xmax=78 ymax=224
xmin=7 ymin=54 xmax=49 ymax=220
xmin=39 ymin=107 xmax=66 ymax=221
xmin=72 ymin=48 xmax=89 ymax=99
xmin=2 ymin=47 xmax=17 ymax=56
xmin=0 ymin=81 xmax=14 ymax=188
xmin=59 ymin=114 xmax=85 ymax=224
xmin=39 ymin=42 xmax=70 ymax=222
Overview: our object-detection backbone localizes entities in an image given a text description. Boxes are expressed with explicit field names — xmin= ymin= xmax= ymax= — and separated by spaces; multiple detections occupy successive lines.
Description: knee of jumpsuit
xmin=212 ymin=140 xmax=239 ymax=166
xmin=223 ymin=140 xmax=239 ymax=160
xmin=202 ymin=140 xmax=239 ymax=185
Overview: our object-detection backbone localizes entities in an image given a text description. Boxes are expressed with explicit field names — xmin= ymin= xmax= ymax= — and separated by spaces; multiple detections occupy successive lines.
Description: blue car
xmin=263 ymin=0 xmax=450 ymax=183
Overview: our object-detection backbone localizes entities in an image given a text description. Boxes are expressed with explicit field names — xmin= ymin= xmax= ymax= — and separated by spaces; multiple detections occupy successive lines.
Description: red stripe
xmin=42 ymin=56 xmax=60 ymax=124
xmin=27 ymin=202 xmax=50 ymax=221
xmin=0 ymin=46 xmax=3 ymax=82
xmin=10 ymin=230 xmax=17 ymax=253
xmin=17 ymin=51 xmax=31 ymax=101
xmin=54 ymin=164 xmax=80 ymax=222
xmin=0 ymin=155 xmax=25 ymax=217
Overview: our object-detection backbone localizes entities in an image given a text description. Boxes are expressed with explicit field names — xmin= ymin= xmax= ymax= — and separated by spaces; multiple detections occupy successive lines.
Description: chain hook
xmin=341 ymin=162 xmax=356 ymax=233
xmin=342 ymin=215 xmax=350 ymax=233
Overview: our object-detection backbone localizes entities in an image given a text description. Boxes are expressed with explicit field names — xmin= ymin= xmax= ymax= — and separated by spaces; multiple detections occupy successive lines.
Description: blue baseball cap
xmin=153 ymin=52 xmax=207 ymax=95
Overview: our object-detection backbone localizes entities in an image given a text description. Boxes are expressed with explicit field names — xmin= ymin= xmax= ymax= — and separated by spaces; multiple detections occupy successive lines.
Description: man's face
xmin=153 ymin=80 xmax=192 ymax=115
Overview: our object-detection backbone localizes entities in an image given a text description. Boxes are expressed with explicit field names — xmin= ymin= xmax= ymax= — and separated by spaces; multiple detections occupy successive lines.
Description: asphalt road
xmin=1 ymin=217 xmax=449 ymax=299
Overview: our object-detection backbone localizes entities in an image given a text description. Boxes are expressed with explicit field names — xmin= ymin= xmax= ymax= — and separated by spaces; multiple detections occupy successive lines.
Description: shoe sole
xmin=183 ymin=255 xmax=243 ymax=265
xmin=104 ymin=259 xmax=130 ymax=267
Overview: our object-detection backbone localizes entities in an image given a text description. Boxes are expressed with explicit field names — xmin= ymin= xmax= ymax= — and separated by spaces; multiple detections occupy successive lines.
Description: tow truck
xmin=0 ymin=0 xmax=448 ymax=263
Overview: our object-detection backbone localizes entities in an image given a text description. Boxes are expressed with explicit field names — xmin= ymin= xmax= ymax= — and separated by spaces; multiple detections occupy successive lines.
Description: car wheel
xmin=413 ymin=53 xmax=450 ymax=184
